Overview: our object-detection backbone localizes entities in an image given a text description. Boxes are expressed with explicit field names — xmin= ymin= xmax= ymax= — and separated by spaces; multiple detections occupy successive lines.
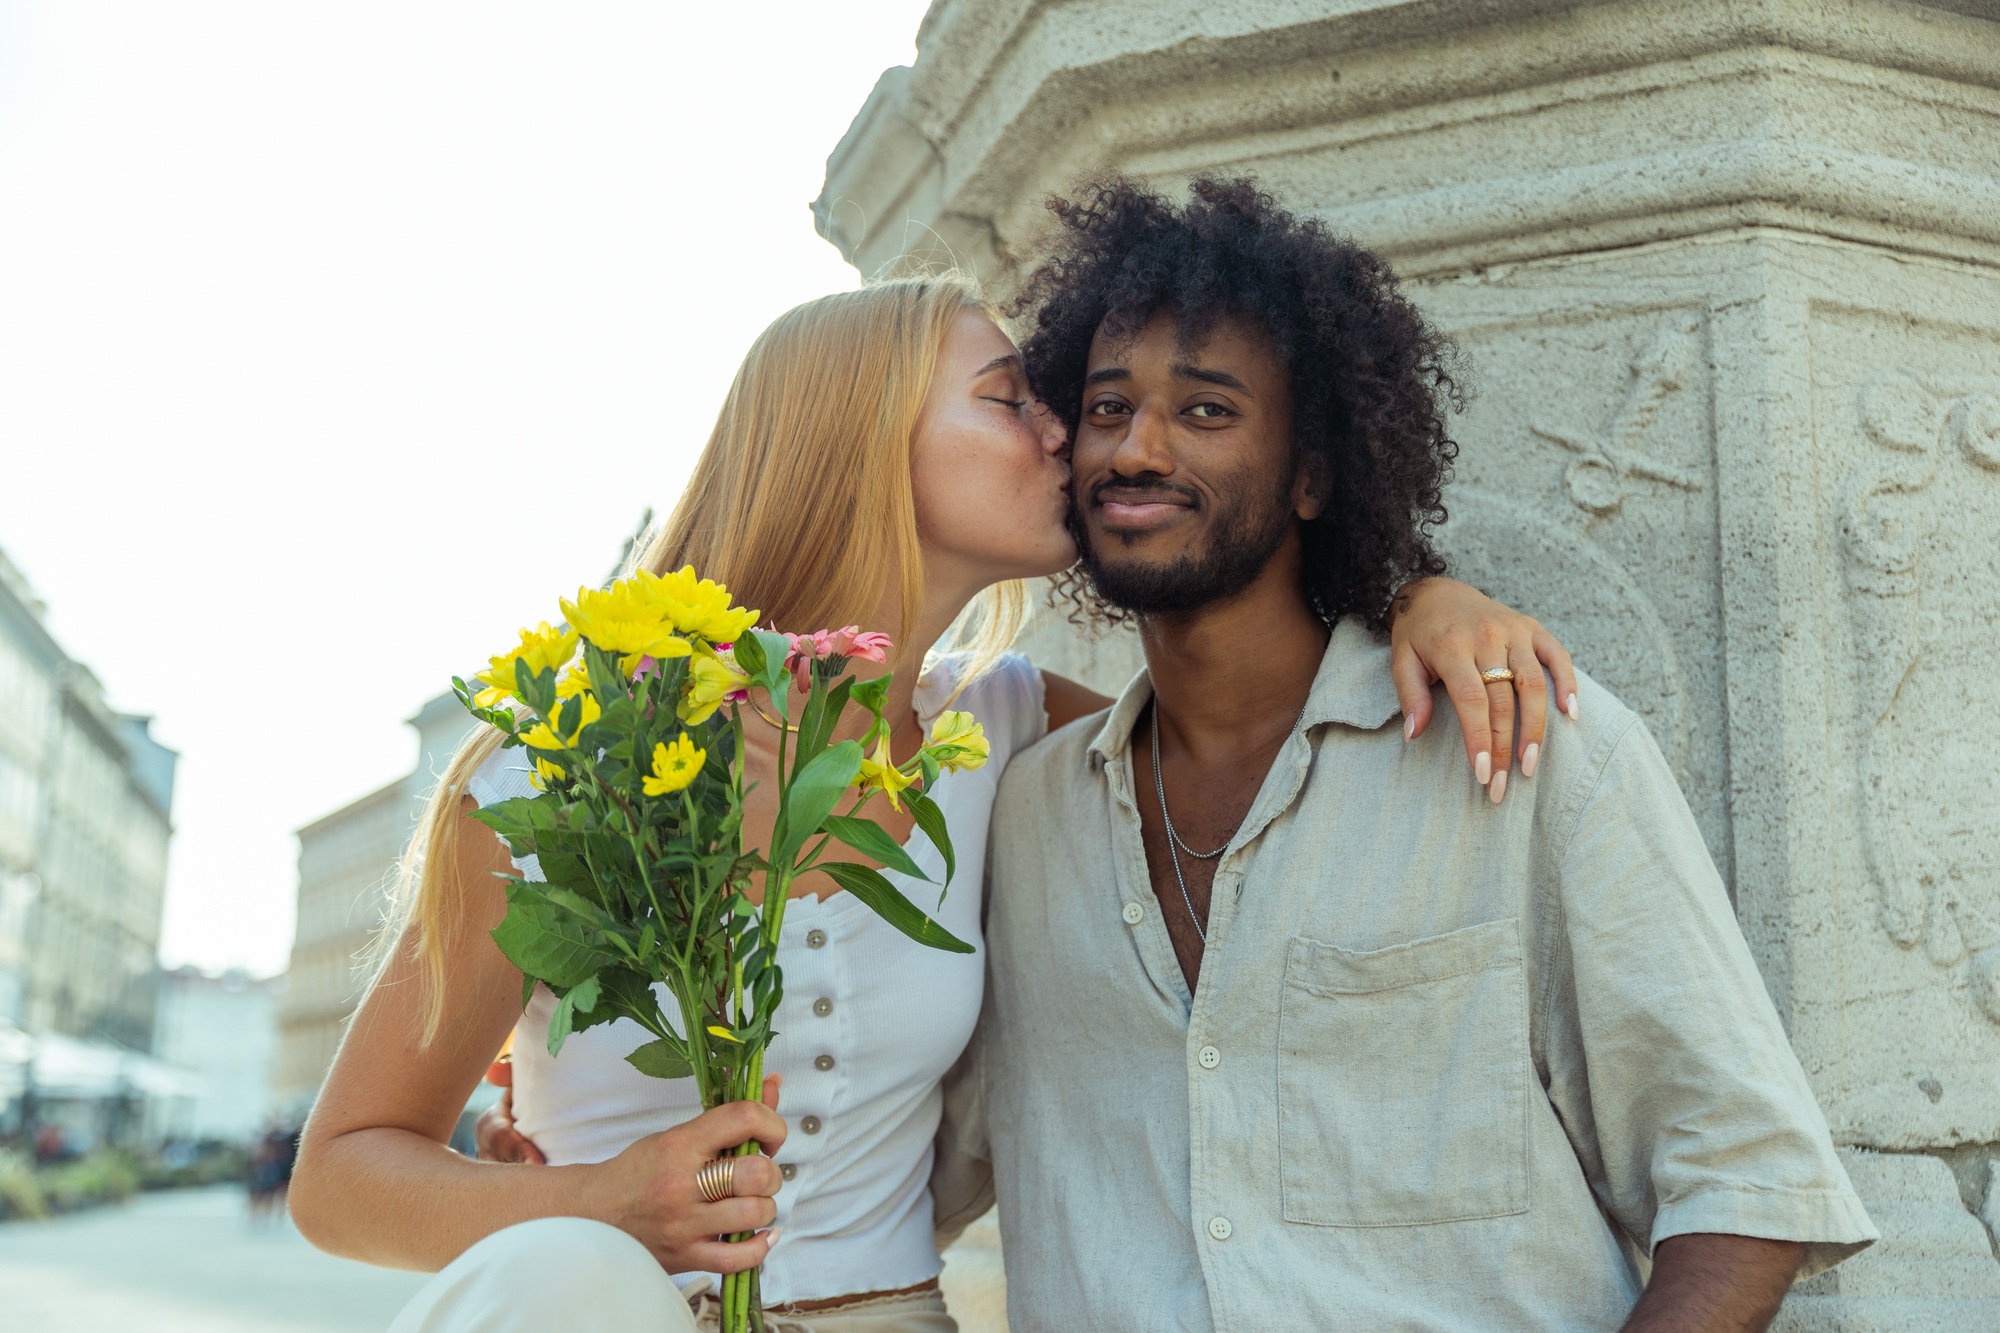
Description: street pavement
xmin=0 ymin=1185 xmax=1010 ymax=1332
xmin=0 ymin=1185 xmax=427 ymax=1332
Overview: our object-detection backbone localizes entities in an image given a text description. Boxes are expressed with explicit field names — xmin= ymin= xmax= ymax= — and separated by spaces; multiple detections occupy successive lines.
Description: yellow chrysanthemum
xmin=555 ymin=658 xmax=593 ymax=699
xmin=678 ymin=651 xmax=751 ymax=726
xmin=474 ymin=622 xmax=579 ymax=707
xmin=528 ymin=755 xmax=567 ymax=791
xmin=642 ymin=734 xmax=706 ymax=797
xmin=520 ymin=691 xmax=601 ymax=751
xmin=857 ymin=735 xmax=917 ymax=812
xmin=926 ymin=710 xmax=990 ymax=773
xmin=560 ymin=580 xmax=695 ymax=660
xmin=637 ymin=566 xmax=760 ymax=644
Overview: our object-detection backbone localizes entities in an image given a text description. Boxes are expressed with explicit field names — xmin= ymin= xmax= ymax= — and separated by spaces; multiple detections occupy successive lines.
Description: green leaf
xmin=625 ymin=1037 xmax=694 ymax=1080
xmin=908 ymin=791 xmax=955 ymax=887
xmin=821 ymin=814 xmax=929 ymax=881
xmin=568 ymin=975 xmax=601 ymax=1014
xmin=774 ymin=740 xmax=863 ymax=867
xmin=547 ymin=987 xmax=578 ymax=1056
xmin=585 ymin=643 xmax=629 ymax=702
xmin=819 ymin=861 xmax=974 ymax=954
xmin=791 ymin=678 xmax=853 ymax=780
xmin=849 ymin=674 xmax=890 ymax=715
xmin=747 ymin=630 xmax=793 ymax=697
xmin=490 ymin=884 xmax=620 ymax=989
xmin=731 ymin=630 xmax=768 ymax=678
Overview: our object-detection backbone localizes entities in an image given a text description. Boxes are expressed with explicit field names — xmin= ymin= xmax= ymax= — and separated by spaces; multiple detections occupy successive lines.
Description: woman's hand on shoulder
xmin=586 ymin=1074 xmax=789 ymax=1275
xmin=1041 ymin=671 xmax=1113 ymax=732
xmin=1388 ymin=577 xmax=1579 ymax=803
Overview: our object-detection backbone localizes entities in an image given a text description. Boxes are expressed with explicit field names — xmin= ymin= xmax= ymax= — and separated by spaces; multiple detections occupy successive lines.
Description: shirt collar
xmin=1086 ymin=617 xmax=1403 ymax=768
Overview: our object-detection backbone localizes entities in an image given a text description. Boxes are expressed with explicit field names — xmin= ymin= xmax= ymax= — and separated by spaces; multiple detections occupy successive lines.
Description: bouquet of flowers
xmin=452 ymin=566 xmax=987 ymax=1333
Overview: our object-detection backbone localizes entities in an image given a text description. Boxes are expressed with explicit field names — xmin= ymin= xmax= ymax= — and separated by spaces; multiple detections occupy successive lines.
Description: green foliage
xmin=462 ymin=608 xmax=973 ymax=1132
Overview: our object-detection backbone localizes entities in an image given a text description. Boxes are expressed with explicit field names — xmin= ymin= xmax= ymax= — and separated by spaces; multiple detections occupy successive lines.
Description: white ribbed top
xmin=466 ymin=652 xmax=1046 ymax=1304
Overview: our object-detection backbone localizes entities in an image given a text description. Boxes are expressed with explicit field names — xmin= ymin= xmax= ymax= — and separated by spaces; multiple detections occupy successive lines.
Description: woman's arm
xmin=288 ymin=799 xmax=786 ymax=1273
xmin=1042 ymin=671 xmax=1113 ymax=732
xmin=1040 ymin=578 xmax=1579 ymax=804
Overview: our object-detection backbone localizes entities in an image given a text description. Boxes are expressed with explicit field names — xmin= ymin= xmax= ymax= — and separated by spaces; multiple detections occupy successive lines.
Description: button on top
xmin=1121 ymin=902 xmax=1145 ymax=925
xmin=1197 ymin=1045 xmax=1221 ymax=1070
xmin=1207 ymin=1216 xmax=1233 ymax=1241
xmin=801 ymin=1116 xmax=823 ymax=1135
xmin=812 ymin=997 xmax=833 ymax=1017
xmin=813 ymin=1054 xmax=835 ymax=1072
xmin=780 ymin=1163 xmax=797 ymax=1181
xmin=806 ymin=929 xmax=827 ymax=949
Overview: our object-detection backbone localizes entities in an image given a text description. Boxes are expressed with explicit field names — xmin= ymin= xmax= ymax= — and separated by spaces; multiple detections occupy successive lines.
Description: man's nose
xmin=1109 ymin=402 xmax=1175 ymax=477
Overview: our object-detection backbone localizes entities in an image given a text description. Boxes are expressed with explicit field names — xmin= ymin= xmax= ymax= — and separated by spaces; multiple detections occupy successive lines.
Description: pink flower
xmin=783 ymin=626 xmax=894 ymax=692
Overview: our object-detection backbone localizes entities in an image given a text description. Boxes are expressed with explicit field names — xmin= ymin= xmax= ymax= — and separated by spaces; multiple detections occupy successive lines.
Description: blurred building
xmin=152 ymin=966 xmax=281 ymax=1142
xmin=274 ymin=692 xmax=476 ymax=1112
xmin=0 ymin=545 xmax=179 ymax=1146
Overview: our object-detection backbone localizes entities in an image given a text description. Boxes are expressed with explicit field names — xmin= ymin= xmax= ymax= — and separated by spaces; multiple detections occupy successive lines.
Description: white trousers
xmin=388 ymin=1217 xmax=958 ymax=1333
xmin=389 ymin=1217 xmax=699 ymax=1333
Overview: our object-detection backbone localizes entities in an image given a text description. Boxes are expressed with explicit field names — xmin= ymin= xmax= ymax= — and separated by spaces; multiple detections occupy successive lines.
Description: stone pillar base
xmin=1774 ymin=1150 xmax=2000 ymax=1330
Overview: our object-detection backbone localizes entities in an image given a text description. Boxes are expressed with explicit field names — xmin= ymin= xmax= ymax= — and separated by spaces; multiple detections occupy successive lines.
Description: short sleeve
xmin=1537 ymin=717 xmax=1877 ymax=1279
xmin=916 ymin=651 xmax=1047 ymax=766
xmin=464 ymin=743 xmax=545 ymax=883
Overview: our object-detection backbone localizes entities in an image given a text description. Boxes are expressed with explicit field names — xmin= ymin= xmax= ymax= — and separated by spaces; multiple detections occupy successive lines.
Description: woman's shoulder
xmin=916 ymin=650 xmax=1047 ymax=757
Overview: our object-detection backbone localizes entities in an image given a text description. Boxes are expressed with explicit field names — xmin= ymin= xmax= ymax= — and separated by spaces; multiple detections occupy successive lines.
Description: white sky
xmin=0 ymin=1 xmax=933 ymax=976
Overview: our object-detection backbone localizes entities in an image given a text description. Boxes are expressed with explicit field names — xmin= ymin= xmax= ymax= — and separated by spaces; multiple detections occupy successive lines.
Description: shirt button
xmin=1197 ymin=1045 xmax=1221 ymax=1070
xmin=812 ymin=997 xmax=833 ymax=1017
xmin=814 ymin=1054 xmax=835 ymax=1072
xmin=1121 ymin=902 xmax=1145 ymax=925
xmin=801 ymin=1116 xmax=822 ymax=1135
xmin=780 ymin=1163 xmax=797 ymax=1181
xmin=806 ymin=930 xmax=827 ymax=949
xmin=1207 ymin=1216 xmax=1233 ymax=1241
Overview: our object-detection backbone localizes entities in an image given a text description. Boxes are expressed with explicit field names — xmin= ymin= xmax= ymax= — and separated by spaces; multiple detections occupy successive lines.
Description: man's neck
xmin=1137 ymin=547 xmax=1329 ymax=759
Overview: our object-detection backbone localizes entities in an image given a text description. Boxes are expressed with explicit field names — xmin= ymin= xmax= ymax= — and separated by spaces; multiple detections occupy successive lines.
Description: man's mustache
xmin=1086 ymin=476 xmax=1201 ymax=507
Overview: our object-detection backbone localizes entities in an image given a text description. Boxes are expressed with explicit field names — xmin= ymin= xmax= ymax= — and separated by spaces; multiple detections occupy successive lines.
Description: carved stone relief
xmin=1438 ymin=306 xmax=1722 ymax=867
xmin=1840 ymin=366 xmax=2000 ymax=1025
xmin=1529 ymin=315 xmax=1708 ymax=516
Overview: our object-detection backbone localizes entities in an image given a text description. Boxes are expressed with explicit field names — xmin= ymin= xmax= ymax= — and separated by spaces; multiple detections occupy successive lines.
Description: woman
xmin=288 ymin=274 xmax=1576 ymax=1332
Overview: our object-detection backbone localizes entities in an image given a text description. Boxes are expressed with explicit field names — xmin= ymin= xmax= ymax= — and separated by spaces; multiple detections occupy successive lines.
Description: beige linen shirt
xmin=941 ymin=619 xmax=1874 ymax=1331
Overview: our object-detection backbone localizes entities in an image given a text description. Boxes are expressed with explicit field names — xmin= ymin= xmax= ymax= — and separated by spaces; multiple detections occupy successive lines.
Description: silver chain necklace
xmin=1151 ymin=703 xmax=1211 ymax=943
xmin=1150 ymin=701 xmax=1307 ymax=944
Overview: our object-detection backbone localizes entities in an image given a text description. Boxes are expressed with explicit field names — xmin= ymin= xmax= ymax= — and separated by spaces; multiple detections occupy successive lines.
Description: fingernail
xmin=1404 ymin=715 xmax=1415 ymax=741
xmin=1489 ymin=770 xmax=1507 ymax=805
xmin=1565 ymin=693 xmax=1579 ymax=721
xmin=1521 ymin=743 xmax=1539 ymax=779
xmin=766 ymin=1228 xmax=782 ymax=1246
xmin=1474 ymin=751 xmax=1492 ymax=785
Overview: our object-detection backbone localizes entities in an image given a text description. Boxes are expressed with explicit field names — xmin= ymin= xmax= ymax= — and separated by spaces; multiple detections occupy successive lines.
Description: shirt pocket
xmin=1278 ymin=917 xmax=1529 ymax=1227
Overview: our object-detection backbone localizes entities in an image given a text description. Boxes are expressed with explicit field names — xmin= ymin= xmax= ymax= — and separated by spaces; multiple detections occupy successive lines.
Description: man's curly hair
xmin=1011 ymin=176 xmax=1462 ymax=631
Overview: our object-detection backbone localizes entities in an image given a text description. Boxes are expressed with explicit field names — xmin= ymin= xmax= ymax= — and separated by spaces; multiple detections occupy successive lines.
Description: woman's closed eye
xmin=982 ymin=396 xmax=1028 ymax=410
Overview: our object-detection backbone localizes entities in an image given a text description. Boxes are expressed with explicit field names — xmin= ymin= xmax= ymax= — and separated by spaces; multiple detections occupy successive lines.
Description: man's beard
xmin=1072 ymin=473 xmax=1294 ymax=616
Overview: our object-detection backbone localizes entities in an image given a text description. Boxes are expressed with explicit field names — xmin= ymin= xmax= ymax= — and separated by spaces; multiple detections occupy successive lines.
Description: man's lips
xmin=1093 ymin=488 xmax=1195 ymax=532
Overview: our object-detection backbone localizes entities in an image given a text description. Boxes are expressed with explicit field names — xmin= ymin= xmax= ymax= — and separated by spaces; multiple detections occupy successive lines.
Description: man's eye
xmin=1089 ymin=401 xmax=1130 ymax=417
xmin=1187 ymin=403 xmax=1231 ymax=419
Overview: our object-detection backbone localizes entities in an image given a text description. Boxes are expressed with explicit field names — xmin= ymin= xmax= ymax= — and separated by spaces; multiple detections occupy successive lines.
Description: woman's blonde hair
xmin=387 ymin=273 xmax=1025 ymax=1041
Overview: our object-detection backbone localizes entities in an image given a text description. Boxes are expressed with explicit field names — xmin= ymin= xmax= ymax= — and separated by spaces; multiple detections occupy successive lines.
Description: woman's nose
xmin=1033 ymin=401 xmax=1068 ymax=455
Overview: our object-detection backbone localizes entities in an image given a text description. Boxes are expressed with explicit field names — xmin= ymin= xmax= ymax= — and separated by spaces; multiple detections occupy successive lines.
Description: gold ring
xmin=695 ymin=1157 xmax=736 ymax=1204
xmin=1479 ymin=666 xmax=1516 ymax=684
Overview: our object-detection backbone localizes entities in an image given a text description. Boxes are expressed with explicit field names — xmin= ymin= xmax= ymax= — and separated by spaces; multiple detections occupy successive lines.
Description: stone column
xmin=815 ymin=1 xmax=2000 ymax=1324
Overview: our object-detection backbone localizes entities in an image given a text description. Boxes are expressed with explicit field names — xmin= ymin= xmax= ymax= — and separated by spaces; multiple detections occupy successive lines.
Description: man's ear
xmin=1292 ymin=455 xmax=1329 ymax=522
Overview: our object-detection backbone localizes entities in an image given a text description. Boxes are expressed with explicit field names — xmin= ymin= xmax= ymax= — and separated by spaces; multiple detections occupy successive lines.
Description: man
xmin=939 ymin=178 xmax=1876 ymax=1330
